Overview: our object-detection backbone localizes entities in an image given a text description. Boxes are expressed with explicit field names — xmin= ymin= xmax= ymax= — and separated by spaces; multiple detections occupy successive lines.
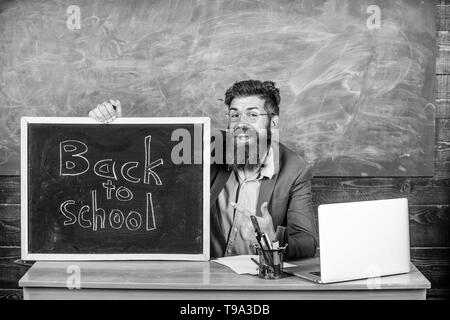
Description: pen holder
xmin=256 ymin=246 xmax=287 ymax=280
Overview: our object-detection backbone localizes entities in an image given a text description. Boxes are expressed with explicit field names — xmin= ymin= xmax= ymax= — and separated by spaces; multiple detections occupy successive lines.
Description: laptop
xmin=284 ymin=198 xmax=411 ymax=283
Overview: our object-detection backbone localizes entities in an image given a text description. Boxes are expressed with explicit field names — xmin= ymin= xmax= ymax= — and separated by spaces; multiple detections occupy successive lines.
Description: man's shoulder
xmin=277 ymin=143 xmax=312 ymax=182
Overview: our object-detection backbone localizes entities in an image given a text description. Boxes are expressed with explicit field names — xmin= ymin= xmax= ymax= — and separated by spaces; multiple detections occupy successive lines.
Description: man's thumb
xmin=260 ymin=202 xmax=269 ymax=217
xmin=110 ymin=99 xmax=122 ymax=117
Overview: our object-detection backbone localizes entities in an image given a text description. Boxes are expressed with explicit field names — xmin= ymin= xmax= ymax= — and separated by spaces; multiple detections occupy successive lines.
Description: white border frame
xmin=21 ymin=117 xmax=210 ymax=261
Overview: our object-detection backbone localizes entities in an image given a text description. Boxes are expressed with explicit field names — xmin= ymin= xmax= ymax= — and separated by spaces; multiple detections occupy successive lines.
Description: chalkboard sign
xmin=21 ymin=117 xmax=210 ymax=261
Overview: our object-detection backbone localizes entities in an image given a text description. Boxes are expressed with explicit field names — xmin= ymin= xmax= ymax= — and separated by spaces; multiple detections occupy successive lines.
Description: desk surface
xmin=20 ymin=257 xmax=430 ymax=291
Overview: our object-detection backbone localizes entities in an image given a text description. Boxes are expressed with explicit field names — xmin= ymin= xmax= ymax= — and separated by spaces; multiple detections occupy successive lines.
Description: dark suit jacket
xmin=210 ymin=142 xmax=318 ymax=260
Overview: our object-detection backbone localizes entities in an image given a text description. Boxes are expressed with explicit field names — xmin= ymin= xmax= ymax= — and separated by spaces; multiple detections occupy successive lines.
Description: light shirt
xmin=216 ymin=147 xmax=276 ymax=256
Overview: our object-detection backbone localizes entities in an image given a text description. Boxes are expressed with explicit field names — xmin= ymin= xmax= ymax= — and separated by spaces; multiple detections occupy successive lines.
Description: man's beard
xmin=229 ymin=123 xmax=272 ymax=172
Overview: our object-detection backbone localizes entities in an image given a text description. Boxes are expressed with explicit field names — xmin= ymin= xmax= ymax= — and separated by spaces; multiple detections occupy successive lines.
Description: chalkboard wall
xmin=0 ymin=0 xmax=437 ymax=176
xmin=23 ymin=120 xmax=207 ymax=258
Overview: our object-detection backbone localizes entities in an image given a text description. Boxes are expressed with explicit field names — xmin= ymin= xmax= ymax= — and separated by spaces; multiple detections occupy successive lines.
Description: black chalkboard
xmin=21 ymin=117 xmax=210 ymax=260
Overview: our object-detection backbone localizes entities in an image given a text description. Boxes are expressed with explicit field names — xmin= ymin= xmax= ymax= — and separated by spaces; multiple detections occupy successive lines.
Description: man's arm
xmin=284 ymin=164 xmax=318 ymax=260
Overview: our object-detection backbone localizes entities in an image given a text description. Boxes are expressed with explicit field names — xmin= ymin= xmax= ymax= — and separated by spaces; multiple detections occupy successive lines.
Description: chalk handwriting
xmin=116 ymin=186 xmax=133 ymax=201
xmin=125 ymin=211 xmax=142 ymax=231
xmin=146 ymin=192 xmax=156 ymax=231
xmin=59 ymin=191 xmax=156 ymax=231
xmin=59 ymin=136 xmax=164 ymax=186
xmin=57 ymin=135 xmax=166 ymax=232
xmin=60 ymin=200 xmax=77 ymax=226
xmin=91 ymin=190 xmax=105 ymax=231
xmin=144 ymin=135 xmax=163 ymax=185
xmin=94 ymin=159 xmax=117 ymax=180
xmin=121 ymin=161 xmax=141 ymax=183
xmin=78 ymin=205 xmax=92 ymax=228
xmin=109 ymin=209 xmax=125 ymax=229
xmin=102 ymin=179 xmax=115 ymax=200
xmin=60 ymin=140 xmax=90 ymax=176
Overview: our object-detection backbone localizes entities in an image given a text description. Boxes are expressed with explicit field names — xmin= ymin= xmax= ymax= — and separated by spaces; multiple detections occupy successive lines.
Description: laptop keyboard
xmin=310 ymin=271 xmax=321 ymax=276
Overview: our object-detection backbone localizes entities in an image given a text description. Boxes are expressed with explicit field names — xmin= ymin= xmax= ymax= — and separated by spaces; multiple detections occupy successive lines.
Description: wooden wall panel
xmin=312 ymin=178 xmax=449 ymax=206
xmin=437 ymin=75 xmax=450 ymax=99
xmin=411 ymin=248 xmax=450 ymax=295
xmin=436 ymin=99 xmax=450 ymax=118
xmin=437 ymin=31 xmax=449 ymax=74
xmin=0 ymin=289 xmax=23 ymax=300
xmin=0 ymin=177 xmax=20 ymax=204
xmin=437 ymin=0 xmax=450 ymax=31
xmin=0 ymin=204 xmax=20 ymax=247
xmin=0 ymin=248 xmax=29 ymax=290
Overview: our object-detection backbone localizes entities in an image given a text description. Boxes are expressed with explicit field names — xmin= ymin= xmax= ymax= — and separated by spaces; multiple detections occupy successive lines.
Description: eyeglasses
xmin=226 ymin=111 xmax=273 ymax=123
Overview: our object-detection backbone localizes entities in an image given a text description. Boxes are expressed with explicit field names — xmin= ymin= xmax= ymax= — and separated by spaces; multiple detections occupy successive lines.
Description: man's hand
xmin=233 ymin=202 xmax=276 ymax=242
xmin=88 ymin=99 xmax=122 ymax=123
xmin=258 ymin=202 xmax=276 ymax=241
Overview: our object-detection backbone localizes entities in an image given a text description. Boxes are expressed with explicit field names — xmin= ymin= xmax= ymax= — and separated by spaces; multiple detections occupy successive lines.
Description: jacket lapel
xmin=210 ymin=165 xmax=232 ymax=207
xmin=256 ymin=176 xmax=277 ymax=217
xmin=256 ymin=144 xmax=281 ymax=217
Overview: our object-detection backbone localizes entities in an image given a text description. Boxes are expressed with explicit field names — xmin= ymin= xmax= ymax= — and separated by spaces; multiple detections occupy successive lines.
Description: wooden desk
xmin=19 ymin=258 xmax=431 ymax=300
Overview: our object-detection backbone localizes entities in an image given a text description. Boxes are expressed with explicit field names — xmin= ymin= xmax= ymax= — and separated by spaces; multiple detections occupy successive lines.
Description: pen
xmin=247 ymin=216 xmax=265 ymax=249
xmin=250 ymin=215 xmax=272 ymax=251
xmin=262 ymin=233 xmax=273 ymax=250
xmin=249 ymin=215 xmax=273 ymax=265
xmin=250 ymin=216 xmax=272 ymax=250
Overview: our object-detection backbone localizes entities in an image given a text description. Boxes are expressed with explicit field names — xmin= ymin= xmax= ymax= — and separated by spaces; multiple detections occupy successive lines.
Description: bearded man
xmin=89 ymin=80 xmax=318 ymax=260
